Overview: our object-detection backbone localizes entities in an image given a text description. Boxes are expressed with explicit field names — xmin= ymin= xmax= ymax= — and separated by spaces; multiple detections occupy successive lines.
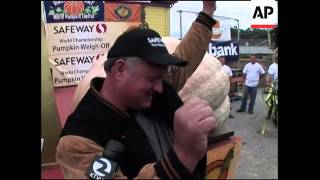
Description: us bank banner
xmin=208 ymin=41 xmax=240 ymax=61
xmin=211 ymin=18 xmax=232 ymax=42
xmin=43 ymin=1 xmax=141 ymax=87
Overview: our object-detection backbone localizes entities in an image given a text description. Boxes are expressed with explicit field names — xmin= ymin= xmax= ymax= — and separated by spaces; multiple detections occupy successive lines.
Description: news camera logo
xmin=87 ymin=157 xmax=113 ymax=179
xmin=251 ymin=0 xmax=278 ymax=28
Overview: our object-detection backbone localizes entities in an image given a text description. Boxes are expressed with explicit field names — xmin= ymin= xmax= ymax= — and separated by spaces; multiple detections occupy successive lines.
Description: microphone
xmin=86 ymin=140 xmax=125 ymax=179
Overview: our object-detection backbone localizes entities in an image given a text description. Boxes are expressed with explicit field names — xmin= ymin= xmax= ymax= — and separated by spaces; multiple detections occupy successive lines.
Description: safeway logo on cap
xmin=147 ymin=37 xmax=165 ymax=47
xmin=251 ymin=0 xmax=278 ymax=28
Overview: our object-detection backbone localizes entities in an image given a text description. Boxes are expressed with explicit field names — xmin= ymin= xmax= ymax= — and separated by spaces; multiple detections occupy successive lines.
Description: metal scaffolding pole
xmin=177 ymin=10 xmax=240 ymax=41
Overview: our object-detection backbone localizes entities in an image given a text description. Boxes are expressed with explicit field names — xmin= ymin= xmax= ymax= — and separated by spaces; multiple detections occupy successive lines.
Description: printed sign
xmin=49 ymin=53 xmax=106 ymax=87
xmin=44 ymin=1 xmax=104 ymax=23
xmin=45 ymin=21 xmax=140 ymax=56
xmin=105 ymin=3 xmax=141 ymax=22
xmin=211 ymin=19 xmax=231 ymax=41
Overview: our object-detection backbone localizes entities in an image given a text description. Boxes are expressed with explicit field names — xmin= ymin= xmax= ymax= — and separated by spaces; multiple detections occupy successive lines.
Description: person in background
xmin=218 ymin=55 xmax=234 ymax=118
xmin=266 ymin=55 xmax=278 ymax=88
xmin=265 ymin=54 xmax=278 ymax=119
xmin=237 ymin=54 xmax=265 ymax=114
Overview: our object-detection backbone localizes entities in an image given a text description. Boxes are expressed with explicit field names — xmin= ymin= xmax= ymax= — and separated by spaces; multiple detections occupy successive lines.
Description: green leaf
xmin=56 ymin=7 xmax=62 ymax=13
xmin=48 ymin=10 xmax=55 ymax=16
xmin=92 ymin=6 xmax=99 ymax=12
xmin=92 ymin=6 xmax=99 ymax=13
xmin=85 ymin=7 xmax=91 ymax=14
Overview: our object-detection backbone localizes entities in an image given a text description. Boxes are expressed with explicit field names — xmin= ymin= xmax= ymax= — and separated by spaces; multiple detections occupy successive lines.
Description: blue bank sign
xmin=208 ymin=41 xmax=240 ymax=61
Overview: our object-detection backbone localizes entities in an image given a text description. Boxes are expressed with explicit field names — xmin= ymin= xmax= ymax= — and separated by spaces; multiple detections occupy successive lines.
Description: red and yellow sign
xmin=105 ymin=3 xmax=141 ymax=22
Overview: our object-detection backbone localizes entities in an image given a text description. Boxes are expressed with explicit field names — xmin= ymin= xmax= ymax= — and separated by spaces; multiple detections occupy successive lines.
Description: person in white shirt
xmin=266 ymin=57 xmax=278 ymax=87
xmin=237 ymin=54 xmax=265 ymax=114
xmin=218 ymin=56 xmax=233 ymax=77
xmin=265 ymin=56 xmax=278 ymax=119
xmin=218 ymin=56 xmax=234 ymax=118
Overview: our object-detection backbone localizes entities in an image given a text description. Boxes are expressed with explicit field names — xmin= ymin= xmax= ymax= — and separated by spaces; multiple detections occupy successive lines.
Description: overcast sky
xmin=170 ymin=1 xmax=252 ymax=38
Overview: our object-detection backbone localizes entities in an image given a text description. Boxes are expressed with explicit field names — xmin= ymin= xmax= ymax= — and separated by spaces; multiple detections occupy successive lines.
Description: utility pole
xmin=177 ymin=10 xmax=182 ymax=39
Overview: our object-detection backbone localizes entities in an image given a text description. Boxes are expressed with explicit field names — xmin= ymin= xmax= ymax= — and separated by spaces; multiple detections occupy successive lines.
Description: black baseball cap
xmin=107 ymin=28 xmax=188 ymax=67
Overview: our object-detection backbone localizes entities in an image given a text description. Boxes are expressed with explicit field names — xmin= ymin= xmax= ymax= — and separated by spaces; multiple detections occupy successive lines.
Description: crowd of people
xmin=218 ymin=54 xmax=278 ymax=116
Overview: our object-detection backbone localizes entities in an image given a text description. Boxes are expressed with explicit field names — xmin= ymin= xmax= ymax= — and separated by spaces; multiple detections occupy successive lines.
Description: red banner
xmin=105 ymin=3 xmax=141 ymax=22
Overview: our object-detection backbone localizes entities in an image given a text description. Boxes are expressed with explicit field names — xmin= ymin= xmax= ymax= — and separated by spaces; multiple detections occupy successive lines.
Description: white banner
xmin=44 ymin=21 xmax=140 ymax=87
xmin=45 ymin=22 xmax=140 ymax=55
xmin=49 ymin=53 xmax=106 ymax=87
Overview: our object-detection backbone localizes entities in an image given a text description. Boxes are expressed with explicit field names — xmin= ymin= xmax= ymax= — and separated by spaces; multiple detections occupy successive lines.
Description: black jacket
xmin=61 ymin=77 xmax=206 ymax=179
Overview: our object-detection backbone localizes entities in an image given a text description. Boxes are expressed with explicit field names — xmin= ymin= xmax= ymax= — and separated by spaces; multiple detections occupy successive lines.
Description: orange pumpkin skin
xmin=206 ymin=160 xmax=229 ymax=179
xmin=64 ymin=1 xmax=84 ymax=16
xmin=219 ymin=169 xmax=228 ymax=179
xmin=206 ymin=160 xmax=224 ymax=174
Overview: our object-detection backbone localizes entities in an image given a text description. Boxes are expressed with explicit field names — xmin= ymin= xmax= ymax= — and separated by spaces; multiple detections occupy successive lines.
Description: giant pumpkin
xmin=163 ymin=37 xmax=230 ymax=128
xmin=72 ymin=37 xmax=230 ymax=128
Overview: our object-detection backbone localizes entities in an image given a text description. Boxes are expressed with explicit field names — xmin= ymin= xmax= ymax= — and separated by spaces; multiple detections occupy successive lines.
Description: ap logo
xmin=251 ymin=0 xmax=278 ymax=28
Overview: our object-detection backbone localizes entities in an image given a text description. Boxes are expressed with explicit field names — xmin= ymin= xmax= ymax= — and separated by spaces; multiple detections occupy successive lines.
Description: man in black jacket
xmin=57 ymin=1 xmax=218 ymax=179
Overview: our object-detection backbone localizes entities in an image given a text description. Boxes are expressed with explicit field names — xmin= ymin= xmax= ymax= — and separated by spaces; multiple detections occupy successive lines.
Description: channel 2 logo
xmin=251 ymin=0 xmax=278 ymax=28
xmin=96 ymin=23 xmax=107 ymax=33
xmin=93 ymin=158 xmax=112 ymax=176
xmin=86 ymin=156 xmax=113 ymax=179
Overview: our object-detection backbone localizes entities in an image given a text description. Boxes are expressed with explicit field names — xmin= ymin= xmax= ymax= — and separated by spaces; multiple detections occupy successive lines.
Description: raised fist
xmin=173 ymin=97 xmax=217 ymax=172
xmin=202 ymin=1 xmax=216 ymax=16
